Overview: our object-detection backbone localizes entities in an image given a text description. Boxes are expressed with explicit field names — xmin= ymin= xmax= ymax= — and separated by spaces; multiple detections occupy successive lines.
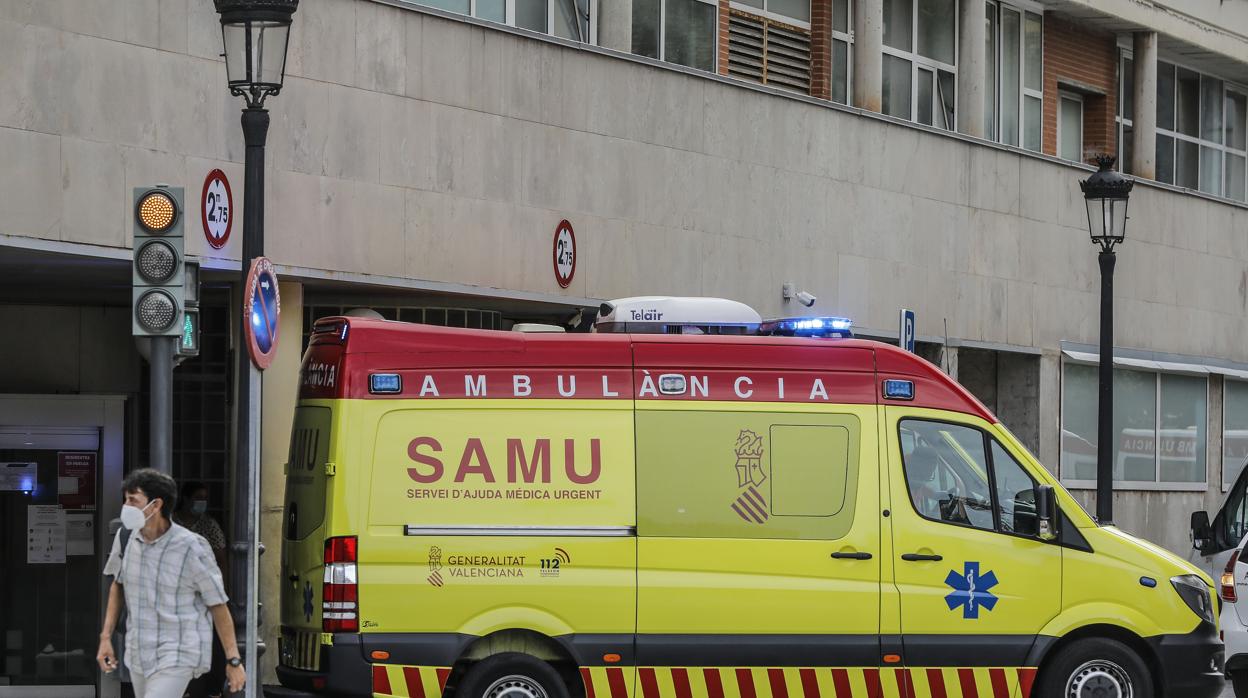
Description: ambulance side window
xmin=901 ymin=419 xmax=1044 ymax=538
xmin=899 ymin=420 xmax=995 ymax=531
xmin=990 ymin=440 xmax=1038 ymax=536
xmin=1221 ymin=473 xmax=1248 ymax=549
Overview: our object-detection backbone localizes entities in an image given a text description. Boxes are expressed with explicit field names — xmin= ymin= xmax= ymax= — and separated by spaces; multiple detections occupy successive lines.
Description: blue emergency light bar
xmin=758 ymin=316 xmax=854 ymax=339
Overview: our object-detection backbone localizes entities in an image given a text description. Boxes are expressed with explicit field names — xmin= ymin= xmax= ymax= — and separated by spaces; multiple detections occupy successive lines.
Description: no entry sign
xmin=244 ymin=257 xmax=280 ymax=370
xmin=201 ymin=169 xmax=233 ymax=249
xmin=553 ymin=220 xmax=576 ymax=288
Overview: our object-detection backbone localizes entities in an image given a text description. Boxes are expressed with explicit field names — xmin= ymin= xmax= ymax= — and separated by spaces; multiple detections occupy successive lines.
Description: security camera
xmin=795 ymin=291 xmax=817 ymax=308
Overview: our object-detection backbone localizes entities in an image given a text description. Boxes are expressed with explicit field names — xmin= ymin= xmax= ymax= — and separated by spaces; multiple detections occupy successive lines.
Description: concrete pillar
xmin=1131 ymin=31 xmax=1158 ymax=180
xmin=957 ymin=0 xmax=986 ymax=138
xmin=852 ymin=0 xmax=883 ymax=113
xmin=597 ymin=0 xmax=632 ymax=53
xmin=1037 ymin=351 xmax=1060 ymax=472
xmin=259 ymin=281 xmax=303 ymax=684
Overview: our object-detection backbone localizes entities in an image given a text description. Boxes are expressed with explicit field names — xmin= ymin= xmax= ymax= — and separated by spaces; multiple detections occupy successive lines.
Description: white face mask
xmin=191 ymin=500 xmax=208 ymax=515
xmin=121 ymin=500 xmax=156 ymax=530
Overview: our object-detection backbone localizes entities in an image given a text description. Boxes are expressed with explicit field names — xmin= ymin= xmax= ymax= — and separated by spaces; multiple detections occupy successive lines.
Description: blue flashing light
xmin=369 ymin=373 xmax=403 ymax=394
xmin=883 ymin=379 xmax=915 ymax=401
xmin=759 ymin=316 xmax=854 ymax=339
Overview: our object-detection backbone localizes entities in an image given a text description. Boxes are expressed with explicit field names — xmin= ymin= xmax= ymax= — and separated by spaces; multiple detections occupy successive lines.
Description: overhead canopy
xmin=1062 ymin=349 xmax=1248 ymax=380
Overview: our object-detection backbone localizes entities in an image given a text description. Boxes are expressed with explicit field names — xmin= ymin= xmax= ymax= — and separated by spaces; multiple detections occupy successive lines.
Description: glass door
xmin=0 ymin=428 xmax=101 ymax=698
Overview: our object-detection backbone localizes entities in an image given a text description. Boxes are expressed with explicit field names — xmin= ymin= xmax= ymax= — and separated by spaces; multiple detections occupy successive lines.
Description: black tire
xmin=1035 ymin=637 xmax=1153 ymax=698
xmin=1231 ymin=668 xmax=1248 ymax=698
xmin=456 ymin=653 xmax=572 ymax=698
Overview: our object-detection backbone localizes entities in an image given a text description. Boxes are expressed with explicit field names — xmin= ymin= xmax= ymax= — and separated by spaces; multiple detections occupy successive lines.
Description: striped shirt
xmin=103 ymin=523 xmax=229 ymax=676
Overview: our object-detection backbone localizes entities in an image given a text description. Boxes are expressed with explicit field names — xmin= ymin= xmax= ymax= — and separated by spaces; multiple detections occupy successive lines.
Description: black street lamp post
xmin=215 ymin=1 xmax=298 ymax=695
xmin=1080 ymin=155 xmax=1134 ymax=526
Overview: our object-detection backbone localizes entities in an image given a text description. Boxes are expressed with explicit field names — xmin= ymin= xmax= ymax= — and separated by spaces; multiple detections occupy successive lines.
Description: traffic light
xmin=132 ymin=187 xmax=185 ymax=336
xmin=179 ymin=260 xmax=201 ymax=358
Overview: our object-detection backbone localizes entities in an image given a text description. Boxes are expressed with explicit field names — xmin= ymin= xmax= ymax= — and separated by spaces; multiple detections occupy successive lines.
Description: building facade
xmin=2 ymin=0 xmax=1248 ymax=693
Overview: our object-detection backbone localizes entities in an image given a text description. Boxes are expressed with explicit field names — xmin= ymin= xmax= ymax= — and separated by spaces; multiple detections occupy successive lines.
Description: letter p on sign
xmin=900 ymin=309 xmax=915 ymax=353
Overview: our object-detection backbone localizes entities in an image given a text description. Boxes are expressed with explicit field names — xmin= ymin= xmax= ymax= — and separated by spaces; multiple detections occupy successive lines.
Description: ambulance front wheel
xmin=1036 ymin=637 xmax=1153 ymax=698
xmin=457 ymin=653 xmax=572 ymax=698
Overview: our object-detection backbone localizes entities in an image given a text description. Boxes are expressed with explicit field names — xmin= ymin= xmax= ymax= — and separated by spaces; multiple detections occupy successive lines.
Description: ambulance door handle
xmin=900 ymin=553 xmax=943 ymax=562
xmin=830 ymin=551 xmax=873 ymax=560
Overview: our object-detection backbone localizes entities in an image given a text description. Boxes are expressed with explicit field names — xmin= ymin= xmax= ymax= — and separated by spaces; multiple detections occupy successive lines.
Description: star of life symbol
xmin=944 ymin=561 xmax=999 ymax=619
xmin=427 ymin=545 xmax=444 ymax=587
xmin=730 ymin=430 xmax=769 ymax=524
xmin=302 ymin=580 xmax=314 ymax=622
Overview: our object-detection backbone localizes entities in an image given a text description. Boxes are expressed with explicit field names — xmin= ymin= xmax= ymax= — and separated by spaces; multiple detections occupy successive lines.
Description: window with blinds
xmin=727 ymin=11 xmax=812 ymax=94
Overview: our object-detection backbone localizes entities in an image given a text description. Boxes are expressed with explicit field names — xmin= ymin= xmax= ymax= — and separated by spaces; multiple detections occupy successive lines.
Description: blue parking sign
xmin=900 ymin=309 xmax=915 ymax=353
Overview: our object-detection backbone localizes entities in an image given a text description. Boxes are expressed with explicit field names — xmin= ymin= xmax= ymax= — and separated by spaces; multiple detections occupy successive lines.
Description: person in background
xmin=172 ymin=482 xmax=228 ymax=698
xmin=96 ymin=469 xmax=245 ymax=698
xmin=173 ymin=482 xmax=227 ymax=575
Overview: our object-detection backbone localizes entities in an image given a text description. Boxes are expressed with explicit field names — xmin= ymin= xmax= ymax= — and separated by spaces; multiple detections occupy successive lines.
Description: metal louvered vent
xmin=727 ymin=11 xmax=811 ymax=95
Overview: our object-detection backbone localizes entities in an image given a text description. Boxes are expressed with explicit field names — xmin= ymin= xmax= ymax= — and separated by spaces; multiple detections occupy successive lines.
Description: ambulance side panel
xmin=631 ymin=343 xmax=886 ymax=683
xmin=342 ymin=335 xmax=640 ymax=686
xmin=356 ymin=399 xmax=637 ymax=641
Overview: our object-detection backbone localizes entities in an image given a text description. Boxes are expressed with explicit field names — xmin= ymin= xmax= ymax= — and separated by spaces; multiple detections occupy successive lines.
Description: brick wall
xmin=1042 ymin=14 xmax=1118 ymax=161
xmin=809 ymin=0 xmax=832 ymax=100
xmin=718 ymin=0 xmax=731 ymax=75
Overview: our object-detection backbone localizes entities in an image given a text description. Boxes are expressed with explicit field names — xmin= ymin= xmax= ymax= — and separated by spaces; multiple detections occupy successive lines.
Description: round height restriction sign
xmin=201 ymin=169 xmax=233 ymax=249
xmin=553 ymin=220 xmax=576 ymax=288
xmin=244 ymin=257 xmax=280 ymax=370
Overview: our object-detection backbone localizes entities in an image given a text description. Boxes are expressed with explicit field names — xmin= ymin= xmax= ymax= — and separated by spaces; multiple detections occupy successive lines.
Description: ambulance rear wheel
xmin=1036 ymin=638 xmax=1153 ymax=698
xmin=458 ymin=653 xmax=571 ymax=698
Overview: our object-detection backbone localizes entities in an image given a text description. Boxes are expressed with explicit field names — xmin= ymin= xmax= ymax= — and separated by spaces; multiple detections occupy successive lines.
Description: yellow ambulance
xmin=272 ymin=314 xmax=1221 ymax=698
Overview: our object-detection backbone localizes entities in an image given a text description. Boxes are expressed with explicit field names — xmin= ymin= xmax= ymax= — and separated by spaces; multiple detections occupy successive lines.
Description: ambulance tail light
xmin=1223 ymin=548 xmax=1240 ymax=603
xmin=323 ymin=536 xmax=358 ymax=633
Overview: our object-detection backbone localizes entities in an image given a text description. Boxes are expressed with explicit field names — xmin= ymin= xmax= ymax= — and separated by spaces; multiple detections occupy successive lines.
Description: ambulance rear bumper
xmin=273 ymin=634 xmax=372 ymax=698
xmin=1148 ymin=621 xmax=1224 ymax=698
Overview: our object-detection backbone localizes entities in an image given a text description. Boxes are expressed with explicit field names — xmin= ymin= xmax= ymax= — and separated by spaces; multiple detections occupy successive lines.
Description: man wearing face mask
xmin=96 ymin=469 xmax=246 ymax=698
xmin=173 ymin=482 xmax=229 ymax=698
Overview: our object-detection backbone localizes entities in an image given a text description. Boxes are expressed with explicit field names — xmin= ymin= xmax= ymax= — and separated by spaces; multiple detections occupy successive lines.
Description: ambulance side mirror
xmin=1035 ymin=485 xmax=1057 ymax=542
xmin=1191 ymin=511 xmax=1213 ymax=554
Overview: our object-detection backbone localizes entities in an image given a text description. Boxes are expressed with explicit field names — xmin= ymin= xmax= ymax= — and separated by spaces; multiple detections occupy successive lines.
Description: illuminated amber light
xmin=370 ymin=650 xmax=390 ymax=660
xmin=602 ymin=654 xmax=621 ymax=664
xmin=137 ymin=191 xmax=177 ymax=231
xmin=883 ymin=654 xmax=901 ymax=664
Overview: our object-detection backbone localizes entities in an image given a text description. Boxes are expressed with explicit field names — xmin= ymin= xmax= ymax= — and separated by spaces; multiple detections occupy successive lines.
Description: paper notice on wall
xmin=27 ymin=505 xmax=66 ymax=564
xmin=0 ymin=462 xmax=37 ymax=491
xmin=65 ymin=512 xmax=94 ymax=556
xmin=57 ymin=452 xmax=96 ymax=510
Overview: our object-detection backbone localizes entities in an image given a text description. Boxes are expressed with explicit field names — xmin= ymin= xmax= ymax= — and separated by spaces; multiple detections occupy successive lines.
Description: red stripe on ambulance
xmin=640 ymin=668 xmax=660 ymax=698
xmin=798 ymin=669 xmax=820 ymax=698
xmin=989 ymin=669 xmax=1009 ymax=698
xmin=704 ymin=668 xmax=726 ymax=698
xmin=767 ymin=669 xmax=788 ymax=698
xmin=926 ymin=669 xmax=948 ymax=698
xmin=957 ymin=669 xmax=978 ymax=698
xmin=830 ymin=669 xmax=852 ymax=698
xmin=373 ymin=665 xmax=393 ymax=695
xmin=403 ymin=666 xmax=425 ymax=698
xmin=1018 ymin=668 xmax=1037 ymax=698
xmin=607 ymin=668 xmax=629 ymax=698
xmin=672 ymin=667 xmax=694 ymax=698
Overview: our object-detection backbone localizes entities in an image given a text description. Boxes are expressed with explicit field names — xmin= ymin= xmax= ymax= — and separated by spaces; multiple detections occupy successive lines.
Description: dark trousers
xmin=185 ymin=632 xmax=226 ymax=698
